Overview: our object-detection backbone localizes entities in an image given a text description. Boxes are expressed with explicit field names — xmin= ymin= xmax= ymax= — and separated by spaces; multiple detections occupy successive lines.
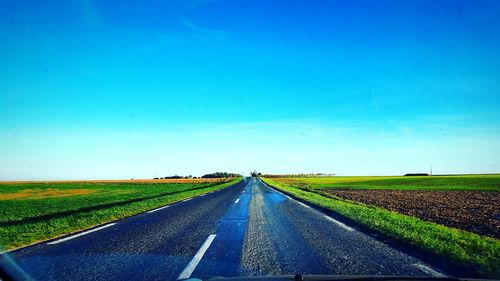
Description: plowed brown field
xmin=322 ymin=189 xmax=500 ymax=238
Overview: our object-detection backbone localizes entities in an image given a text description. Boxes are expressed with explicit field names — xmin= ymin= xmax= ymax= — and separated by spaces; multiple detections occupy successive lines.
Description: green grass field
xmin=275 ymin=174 xmax=500 ymax=191
xmin=261 ymin=176 xmax=500 ymax=278
xmin=0 ymin=178 xmax=241 ymax=251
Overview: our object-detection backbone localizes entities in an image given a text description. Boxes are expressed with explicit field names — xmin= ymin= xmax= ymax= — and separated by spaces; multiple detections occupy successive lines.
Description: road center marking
xmin=177 ymin=234 xmax=217 ymax=280
xmin=323 ymin=215 xmax=354 ymax=231
xmin=47 ymin=223 xmax=116 ymax=245
xmin=412 ymin=263 xmax=446 ymax=277
xmin=147 ymin=205 xmax=169 ymax=213
xmin=234 ymin=198 xmax=240 ymax=204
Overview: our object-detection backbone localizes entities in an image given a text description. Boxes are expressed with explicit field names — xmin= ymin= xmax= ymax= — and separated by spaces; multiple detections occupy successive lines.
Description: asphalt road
xmin=2 ymin=177 xmax=446 ymax=281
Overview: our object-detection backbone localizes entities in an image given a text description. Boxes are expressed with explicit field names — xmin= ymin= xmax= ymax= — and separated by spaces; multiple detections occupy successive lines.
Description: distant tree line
xmin=201 ymin=172 xmax=240 ymax=178
xmin=153 ymin=175 xmax=196 ymax=180
xmin=153 ymin=172 xmax=240 ymax=180
xmin=260 ymin=173 xmax=335 ymax=178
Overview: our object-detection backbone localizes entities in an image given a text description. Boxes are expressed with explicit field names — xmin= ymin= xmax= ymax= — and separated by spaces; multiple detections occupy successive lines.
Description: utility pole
xmin=430 ymin=165 xmax=433 ymax=176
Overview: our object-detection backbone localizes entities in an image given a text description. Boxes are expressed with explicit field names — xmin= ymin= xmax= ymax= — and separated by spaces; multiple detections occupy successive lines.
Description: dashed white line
xmin=147 ymin=205 xmax=170 ymax=213
xmin=323 ymin=215 xmax=354 ymax=231
xmin=297 ymin=201 xmax=311 ymax=209
xmin=47 ymin=223 xmax=116 ymax=245
xmin=234 ymin=198 xmax=240 ymax=204
xmin=177 ymin=234 xmax=217 ymax=280
xmin=272 ymin=189 xmax=292 ymax=200
xmin=263 ymin=180 xmax=356 ymax=232
xmin=412 ymin=263 xmax=446 ymax=277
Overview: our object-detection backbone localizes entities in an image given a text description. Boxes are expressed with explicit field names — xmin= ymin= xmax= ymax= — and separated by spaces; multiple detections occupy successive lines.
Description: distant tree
xmin=164 ymin=175 xmax=182 ymax=179
xmin=201 ymin=172 xmax=241 ymax=178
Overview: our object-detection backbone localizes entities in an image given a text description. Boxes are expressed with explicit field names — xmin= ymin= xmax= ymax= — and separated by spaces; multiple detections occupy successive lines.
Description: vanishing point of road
xmin=3 ymin=177 xmax=446 ymax=280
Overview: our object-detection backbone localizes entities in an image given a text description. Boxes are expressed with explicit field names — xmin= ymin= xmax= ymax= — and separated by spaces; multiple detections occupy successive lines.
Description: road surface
xmin=2 ymin=177 xmax=446 ymax=280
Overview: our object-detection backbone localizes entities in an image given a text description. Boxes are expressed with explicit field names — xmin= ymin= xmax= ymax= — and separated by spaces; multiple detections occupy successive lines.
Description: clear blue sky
xmin=1 ymin=0 xmax=500 ymax=179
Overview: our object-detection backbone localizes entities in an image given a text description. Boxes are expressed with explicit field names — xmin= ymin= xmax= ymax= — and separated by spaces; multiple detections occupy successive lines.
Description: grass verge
xmin=0 ymin=178 xmax=241 ymax=251
xmin=261 ymin=177 xmax=500 ymax=278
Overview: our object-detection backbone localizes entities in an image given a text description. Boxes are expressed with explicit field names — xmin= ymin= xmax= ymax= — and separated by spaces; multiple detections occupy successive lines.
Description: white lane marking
xmin=148 ymin=192 xmax=208 ymax=213
xmin=177 ymin=234 xmax=217 ymax=280
xmin=262 ymin=179 xmax=357 ymax=232
xmin=147 ymin=205 xmax=170 ymax=213
xmin=272 ymin=189 xmax=292 ymax=200
xmin=47 ymin=223 xmax=116 ymax=245
xmin=323 ymin=215 xmax=354 ymax=231
xmin=412 ymin=263 xmax=446 ymax=277
xmin=297 ymin=201 xmax=311 ymax=209
xmin=234 ymin=198 xmax=240 ymax=204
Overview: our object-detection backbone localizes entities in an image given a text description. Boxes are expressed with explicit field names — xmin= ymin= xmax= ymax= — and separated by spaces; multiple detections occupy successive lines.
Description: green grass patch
xmin=0 ymin=178 xmax=241 ymax=251
xmin=261 ymin=177 xmax=500 ymax=278
xmin=277 ymin=174 xmax=500 ymax=191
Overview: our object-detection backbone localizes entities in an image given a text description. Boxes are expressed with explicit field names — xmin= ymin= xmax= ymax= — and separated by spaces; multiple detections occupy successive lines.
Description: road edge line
xmin=47 ymin=223 xmax=116 ymax=245
xmin=412 ymin=263 xmax=447 ymax=277
xmin=323 ymin=215 xmax=354 ymax=231
xmin=147 ymin=205 xmax=170 ymax=213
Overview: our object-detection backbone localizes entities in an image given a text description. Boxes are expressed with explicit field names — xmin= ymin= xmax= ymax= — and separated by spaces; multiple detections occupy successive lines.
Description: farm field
xmin=323 ymin=189 xmax=499 ymax=238
xmin=0 ymin=178 xmax=229 ymax=185
xmin=268 ymin=175 xmax=500 ymax=237
xmin=261 ymin=175 xmax=500 ymax=277
xmin=274 ymin=174 xmax=500 ymax=191
xmin=0 ymin=178 xmax=241 ymax=250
